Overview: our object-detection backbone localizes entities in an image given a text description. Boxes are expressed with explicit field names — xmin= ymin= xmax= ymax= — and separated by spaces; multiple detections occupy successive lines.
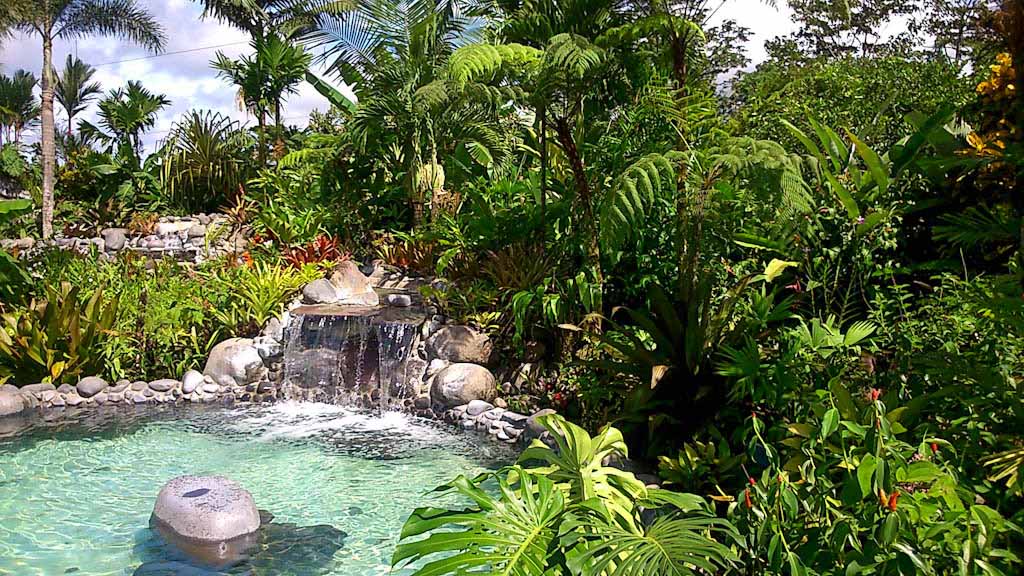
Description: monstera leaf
xmin=392 ymin=468 xmax=564 ymax=575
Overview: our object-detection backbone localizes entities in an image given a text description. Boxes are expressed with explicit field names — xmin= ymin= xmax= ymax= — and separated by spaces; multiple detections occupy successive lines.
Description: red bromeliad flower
xmin=869 ymin=388 xmax=882 ymax=402
xmin=744 ymin=488 xmax=753 ymax=509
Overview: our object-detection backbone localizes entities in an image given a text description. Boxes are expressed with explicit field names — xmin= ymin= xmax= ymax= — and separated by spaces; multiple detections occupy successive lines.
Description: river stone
xmin=328 ymin=261 xmax=379 ymax=306
xmin=302 ymin=278 xmax=339 ymax=304
xmin=65 ymin=393 xmax=85 ymax=406
xmin=101 ymin=228 xmax=128 ymax=251
xmin=466 ymin=399 xmax=494 ymax=416
xmin=76 ymin=376 xmax=109 ymax=398
xmin=203 ymin=383 xmax=220 ymax=394
xmin=21 ymin=383 xmax=56 ymax=395
xmin=131 ymin=381 xmax=148 ymax=391
xmin=149 ymin=379 xmax=177 ymax=393
xmin=386 ymin=293 xmax=412 ymax=307
xmin=111 ymin=379 xmax=130 ymax=392
xmin=187 ymin=224 xmax=206 ymax=238
xmin=152 ymin=475 xmax=260 ymax=543
xmin=182 ymin=370 xmax=203 ymax=394
xmin=57 ymin=383 xmax=74 ymax=394
xmin=0 ymin=393 xmax=25 ymax=417
xmin=426 ymin=326 xmax=494 ymax=365
xmin=0 ymin=384 xmax=18 ymax=396
xmin=204 ymin=338 xmax=263 ymax=387
xmin=430 ymin=363 xmax=497 ymax=408
xmin=94 ymin=392 xmax=108 ymax=405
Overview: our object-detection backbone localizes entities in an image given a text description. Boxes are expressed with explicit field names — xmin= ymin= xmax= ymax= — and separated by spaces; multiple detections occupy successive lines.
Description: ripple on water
xmin=0 ymin=402 xmax=512 ymax=576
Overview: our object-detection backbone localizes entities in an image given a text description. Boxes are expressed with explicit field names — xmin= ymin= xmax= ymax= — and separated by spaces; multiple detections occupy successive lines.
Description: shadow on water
xmin=133 ymin=510 xmax=349 ymax=576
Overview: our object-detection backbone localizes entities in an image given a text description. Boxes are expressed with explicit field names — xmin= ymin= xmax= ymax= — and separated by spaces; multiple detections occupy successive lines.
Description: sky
xmin=0 ymin=0 xmax=797 ymax=152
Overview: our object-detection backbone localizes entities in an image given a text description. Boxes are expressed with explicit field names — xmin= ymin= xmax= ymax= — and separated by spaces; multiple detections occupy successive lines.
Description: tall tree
xmin=79 ymin=81 xmax=170 ymax=169
xmin=212 ymin=32 xmax=311 ymax=164
xmin=920 ymin=0 xmax=997 ymax=68
xmin=193 ymin=0 xmax=353 ymax=38
xmin=9 ymin=0 xmax=165 ymax=239
xmin=54 ymin=55 xmax=101 ymax=136
xmin=784 ymin=0 xmax=916 ymax=58
xmin=0 ymin=70 xmax=39 ymax=145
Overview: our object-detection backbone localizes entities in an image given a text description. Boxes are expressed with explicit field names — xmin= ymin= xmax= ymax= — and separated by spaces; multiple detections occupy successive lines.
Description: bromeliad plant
xmin=0 ymin=283 xmax=118 ymax=385
xmin=392 ymin=414 xmax=738 ymax=575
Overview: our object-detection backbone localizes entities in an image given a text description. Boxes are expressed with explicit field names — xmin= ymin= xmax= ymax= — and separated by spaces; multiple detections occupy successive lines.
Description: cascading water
xmin=280 ymin=304 xmax=424 ymax=410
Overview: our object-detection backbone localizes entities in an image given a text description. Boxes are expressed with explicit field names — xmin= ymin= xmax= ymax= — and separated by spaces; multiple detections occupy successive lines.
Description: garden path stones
xmin=76 ymin=376 xmax=109 ymax=398
xmin=152 ymin=475 xmax=261 ymax=542
xmin=148 ymin=379 xmax=177 ymax=393
xmin=182 ymin=371 xmax=203 ymax=394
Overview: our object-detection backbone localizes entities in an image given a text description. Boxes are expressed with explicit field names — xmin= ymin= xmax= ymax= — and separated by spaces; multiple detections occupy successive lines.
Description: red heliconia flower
xmin=870 ymin=388 xmax=881 ymax=402
xmin=744 ymin=488 xmax=753 ymax=509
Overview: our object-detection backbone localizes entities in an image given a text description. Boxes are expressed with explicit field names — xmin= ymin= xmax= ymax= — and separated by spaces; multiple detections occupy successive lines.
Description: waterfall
xmin=280 ymin=308 xmax=422 ymax=410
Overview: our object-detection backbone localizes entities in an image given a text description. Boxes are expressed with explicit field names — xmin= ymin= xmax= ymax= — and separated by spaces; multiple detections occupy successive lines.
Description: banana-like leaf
xmin=305 ymin=71 xmax=356 ymax=112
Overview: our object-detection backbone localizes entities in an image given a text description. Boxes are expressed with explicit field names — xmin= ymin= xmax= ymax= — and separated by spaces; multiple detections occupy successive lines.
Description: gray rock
xmin=426 ymin=358 xmax=449 ymax=378
xmin=108 ymin=391 xmax=124 ymax=403
xmin=49 ymin=395 xmax=66 ymax=407
xmin=143 ymin=388 xmax=155 ymax=398
xmin=430 ymin=363 xmax=497 ymax=408
xmin=302 ymin=278 xmax=340 ymax=304
xmin=203 ymin=338 xmax=263 ymax=387
xmin=328 ymin=261 xmax=379 ymax=306
xmin=182 ymin=370 xmax=203 ymax=394
xmin=413 ymin=395 xmax=431 ymax=409
xmin=155 ymin=221 xmax=194 ymax=236
xmin=526 ymin=409 xmax=557 ymax=440
xmin=131 ymin=393 xmax=149 ymax=404
xmin=131 ymin=381 xmax=148 ymax=391
xmin=0 ymin=384 xmax=18 ymax=395
xmin=65 ymin=393 xmax=85 ymax=406
xmin=187 ymin=224 xmax=206 ymax=238
xmin=496 ymin=429 xmax=511 ymax=441
xmin=202 ymin=383 xmax=220 ymax=394
xmin=100 ymin=228 xmax=128 ymax=251
xmin=494 ymin=397 xmax=508 ymax=409
xmin=148 ymin=379 xmax=178 ymax=392
xmin=57 ymin=383 xmax=74 ymax=394
xmin=21 ymin=383 xmax=56 ymax=395
xmin=152 ymin=475 xmax=260 ymax=543
xmin=466 ymin=399 xmax=494 ymax=416
xmin=76 ymin=376 xmax=109 ymax=398
xmin=426 ymin=326 xmax=494 ymax=365
xmin=1 ymin=237 xmax=34 ymax=251
xmin=385 ymin=293 xmax=412 ymax=307
xmin=0 ymin=393 xmax=26 ymax=417
xmin=111 ymin=379 xmax=131 ymax=392
xmin=262 ymin=315 xmax=286 ymax=341
xmin=460 ymin=419 xmax=476 ymax=430
xmin=501 ymin=411 xmax=529 ymax=425
xmin=253 ymin=336 xmax=280 ymax=359
xmin=482 ymin=408 xmax=505 ymax=420
xmin=94 ymin=392 xmax=108 ymax=405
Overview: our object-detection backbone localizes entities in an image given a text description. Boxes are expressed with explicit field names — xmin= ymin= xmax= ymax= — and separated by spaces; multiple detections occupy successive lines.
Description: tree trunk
xmin=553 ymin=117 xmax=601 ymax=285
xmin=257 ymin=110 xmax=267 ymax=167
xmin=539 ymin=103 xmax=547 ymax=251
xmin=41 ymin=32 xmax=56 ymax=239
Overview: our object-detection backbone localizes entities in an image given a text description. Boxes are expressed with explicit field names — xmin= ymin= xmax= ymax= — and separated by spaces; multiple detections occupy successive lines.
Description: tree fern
xmin=599 ymin=151 xmax=685 ymax=251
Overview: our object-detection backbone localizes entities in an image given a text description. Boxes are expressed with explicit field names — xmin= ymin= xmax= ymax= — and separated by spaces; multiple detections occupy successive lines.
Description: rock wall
xmin=1 ymin=214 xmax=249 ymax=264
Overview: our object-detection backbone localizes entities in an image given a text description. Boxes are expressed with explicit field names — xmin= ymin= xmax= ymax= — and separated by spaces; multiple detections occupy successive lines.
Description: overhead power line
xmin=93 ymin=41 xmax=248 ymax=68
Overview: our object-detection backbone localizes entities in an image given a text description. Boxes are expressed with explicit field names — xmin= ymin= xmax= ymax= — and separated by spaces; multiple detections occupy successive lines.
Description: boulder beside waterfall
xmin=430 ymin=363 xmax=497 ymax=407
xmin=302 ymin=261 xmax=379 ymax=306
xmin=426 ymin=326 xmax=494 ymax=365
xmin=204 ymin=338 xmax=264 ymax=387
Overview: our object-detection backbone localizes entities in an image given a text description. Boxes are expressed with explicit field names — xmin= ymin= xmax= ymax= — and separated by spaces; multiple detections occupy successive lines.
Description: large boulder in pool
xmin=152 ymin=475 xmax=261 ymax=542
xmin=430 ymin=363 xmax=496 ymax=408
xmin=204 ymin=338 xmax=264 ymax=387
xmin=426 ymin=325 xmax=494 ymax=365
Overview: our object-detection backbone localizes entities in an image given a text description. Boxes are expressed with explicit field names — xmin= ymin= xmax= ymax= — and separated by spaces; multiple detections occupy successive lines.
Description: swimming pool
xmin=0 ymin=402 xmax=511 ymax=575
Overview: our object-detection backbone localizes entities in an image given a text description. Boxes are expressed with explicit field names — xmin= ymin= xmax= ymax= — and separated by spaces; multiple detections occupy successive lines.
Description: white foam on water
xmin=227 ymin=401 xmax=451 ymax=443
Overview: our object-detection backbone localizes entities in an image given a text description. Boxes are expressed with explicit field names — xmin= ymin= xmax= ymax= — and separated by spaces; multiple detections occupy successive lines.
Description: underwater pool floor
xmin=0 ymin=402 xmax=511 ymax=575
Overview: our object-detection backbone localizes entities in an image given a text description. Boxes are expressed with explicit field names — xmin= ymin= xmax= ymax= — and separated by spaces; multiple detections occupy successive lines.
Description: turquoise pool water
xmin=0 ymin=402 xmax=511 ymax=575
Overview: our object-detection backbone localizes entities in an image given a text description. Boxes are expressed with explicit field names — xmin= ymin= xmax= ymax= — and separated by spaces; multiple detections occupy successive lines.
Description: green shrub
xmin=0 ymin=282 xmax=117 ymax=385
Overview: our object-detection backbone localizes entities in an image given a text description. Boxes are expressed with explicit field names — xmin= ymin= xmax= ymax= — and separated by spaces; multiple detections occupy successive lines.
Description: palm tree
xmin=212 ymin=32 xmax=311 ymax=164
xmin=79 ymin=81 xmax=170 ymax=169
xmin=193 ymin=0 xmax=354 ymax=38
xmin=8 ymin=0 xmax=165 ymax=239
xmin=0 ymin=70 xmax=39 ymax=145
xmin=55 ymin=55 xmax=102 ymax=136
xmin=305 ymin=0 xmax=508 ymax=223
